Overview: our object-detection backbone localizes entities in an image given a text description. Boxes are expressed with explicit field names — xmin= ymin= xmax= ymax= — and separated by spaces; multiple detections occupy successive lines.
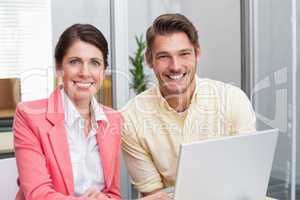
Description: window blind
xmin=0 ymin=0 xmax=52 ymax=79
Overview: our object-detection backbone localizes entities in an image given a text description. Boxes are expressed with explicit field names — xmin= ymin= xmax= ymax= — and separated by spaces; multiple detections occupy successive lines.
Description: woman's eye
xmin=69 ymin=59 xmax=80 ymax=65
xmin=91 ymin=60 xmax=100 ymax=66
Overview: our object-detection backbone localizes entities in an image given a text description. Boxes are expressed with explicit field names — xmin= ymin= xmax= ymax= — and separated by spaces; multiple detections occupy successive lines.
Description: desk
xmin=0 ymin=132 xmax=14 ymax=154
xmin=0 ymin=109 xmax=15 ymax=118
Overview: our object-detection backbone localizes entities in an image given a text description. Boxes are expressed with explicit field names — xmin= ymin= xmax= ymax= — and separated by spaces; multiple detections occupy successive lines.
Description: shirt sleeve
xmin=226 ymin=86 xmax=256 ymax=133
xmin=121 ymin=115 xmax=164 ymax=193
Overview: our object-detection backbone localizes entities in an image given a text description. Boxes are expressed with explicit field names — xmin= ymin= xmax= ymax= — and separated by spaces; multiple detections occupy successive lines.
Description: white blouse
xmin=61 ymin=89 xmax=107 ymax=196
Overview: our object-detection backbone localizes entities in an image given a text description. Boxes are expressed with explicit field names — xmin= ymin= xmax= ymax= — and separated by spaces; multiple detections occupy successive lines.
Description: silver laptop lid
xmin=173 ymin=129 xmax=279 ymax=200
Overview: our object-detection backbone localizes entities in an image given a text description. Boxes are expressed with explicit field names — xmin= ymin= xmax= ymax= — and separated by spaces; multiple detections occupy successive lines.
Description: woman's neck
xmin=73 ymin=98 xmax=92 ymax=136
xmin=73 ymin=99 xmax=91 ymax=119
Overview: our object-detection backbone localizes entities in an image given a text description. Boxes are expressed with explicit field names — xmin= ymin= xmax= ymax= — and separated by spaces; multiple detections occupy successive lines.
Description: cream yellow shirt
xmin=121 ymin=78 xmax=256 ymax=193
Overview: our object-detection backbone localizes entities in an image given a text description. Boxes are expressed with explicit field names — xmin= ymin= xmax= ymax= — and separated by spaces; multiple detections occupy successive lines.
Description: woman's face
xmin=57 ymin=40 xmax=105 ymax=104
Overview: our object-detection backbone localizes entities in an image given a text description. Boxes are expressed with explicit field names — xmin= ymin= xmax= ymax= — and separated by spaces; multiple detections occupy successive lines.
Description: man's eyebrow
xmin=155 ymin=51 xmax=170 ymax=56
xmin=179 ymin=48 xmax=194 ymax=53
xmin=154 ymin=48 xmax=194 ymax=56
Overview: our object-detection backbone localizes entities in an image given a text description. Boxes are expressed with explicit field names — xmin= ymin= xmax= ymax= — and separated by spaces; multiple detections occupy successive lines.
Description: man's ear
xmin=195 ymin=47 xmax=201 ymax=62
xmin=145 ymin=51 xmax=153 ymax=69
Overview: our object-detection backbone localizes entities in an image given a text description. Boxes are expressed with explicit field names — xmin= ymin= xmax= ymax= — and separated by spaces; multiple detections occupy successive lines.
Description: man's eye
xmin=181 ymin=52 xmax=191 ymax=56
xmin=157 ymin=55 xmax=168 ymax=59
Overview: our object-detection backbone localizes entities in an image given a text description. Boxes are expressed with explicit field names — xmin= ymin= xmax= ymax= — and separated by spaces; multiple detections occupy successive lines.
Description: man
xmin=121 ymin=13 xmax=256 ymax=199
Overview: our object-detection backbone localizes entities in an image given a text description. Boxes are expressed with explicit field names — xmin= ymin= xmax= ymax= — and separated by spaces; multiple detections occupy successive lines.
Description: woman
xmin=13 ymin=24 xmax=122 ymax=200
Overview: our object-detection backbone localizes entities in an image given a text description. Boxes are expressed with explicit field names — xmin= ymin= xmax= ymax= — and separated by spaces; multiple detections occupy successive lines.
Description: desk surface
xmin=0 ymin=109 xmax=15 ymax=118
xmin=0 ymin=132 xmax=14 ymax=154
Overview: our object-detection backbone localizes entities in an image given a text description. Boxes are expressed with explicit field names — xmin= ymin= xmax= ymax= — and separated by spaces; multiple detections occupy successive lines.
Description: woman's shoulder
xmin=16 ymin=98 xmax=48 ymax=115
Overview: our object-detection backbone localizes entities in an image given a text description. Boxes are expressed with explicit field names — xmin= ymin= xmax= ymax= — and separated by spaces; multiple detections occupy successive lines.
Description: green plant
xmin=129 ymin=34 xmax=148 ymax=94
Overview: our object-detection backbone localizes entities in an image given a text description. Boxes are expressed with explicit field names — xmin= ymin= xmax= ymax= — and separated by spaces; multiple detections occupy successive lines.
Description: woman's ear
xmin=56 ymin=67 xmax=63 ymax=77
xmin=56 ymin=66 xmax=64 ymax=85
xmin=56 ymin=63 xmax=63 ymax=75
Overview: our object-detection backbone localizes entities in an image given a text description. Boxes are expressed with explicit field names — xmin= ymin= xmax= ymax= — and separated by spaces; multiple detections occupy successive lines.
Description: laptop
xmin=168 ymin=129 xmax=279 ymax=200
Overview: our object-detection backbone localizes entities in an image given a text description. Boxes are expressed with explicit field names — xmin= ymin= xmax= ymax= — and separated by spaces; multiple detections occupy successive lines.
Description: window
xmin=0 ymin=0 xmax=53 ymax=155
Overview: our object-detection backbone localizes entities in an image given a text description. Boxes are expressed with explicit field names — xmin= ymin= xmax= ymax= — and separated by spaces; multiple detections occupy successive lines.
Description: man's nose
xmin=169 ymin=56 xmax=181 ymax=72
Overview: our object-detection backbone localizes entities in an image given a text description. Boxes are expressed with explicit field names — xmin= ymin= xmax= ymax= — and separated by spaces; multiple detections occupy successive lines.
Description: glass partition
xmin=295 ymin=1 xmax=300 ymax=199
xmin=251 ymin=0 xmax=298 ymax=199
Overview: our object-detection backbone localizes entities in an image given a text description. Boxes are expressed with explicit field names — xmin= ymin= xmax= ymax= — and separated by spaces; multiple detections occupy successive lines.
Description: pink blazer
xmin=13 ymin=88 xmax=123 ymax=200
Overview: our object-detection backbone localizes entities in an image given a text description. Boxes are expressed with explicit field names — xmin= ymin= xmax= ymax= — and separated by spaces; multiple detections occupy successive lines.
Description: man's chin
xmin=161 ymin=86 xmax=187 ymax=97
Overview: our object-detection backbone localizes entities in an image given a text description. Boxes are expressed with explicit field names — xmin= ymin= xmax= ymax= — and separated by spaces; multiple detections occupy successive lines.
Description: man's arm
xmin=139 ymin=190 xmax=172 ymax=200
xmin=226 ymin=85 xmax=256 ymax=133
xmin=121 ymin=117 xmax=164 ymax=194
xmin=141 ymin=188 xmax=161 ymax=197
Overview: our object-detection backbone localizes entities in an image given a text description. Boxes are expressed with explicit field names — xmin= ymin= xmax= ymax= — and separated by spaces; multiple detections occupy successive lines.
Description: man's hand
xmin=138 ymin=191 xmax=172 ymax=200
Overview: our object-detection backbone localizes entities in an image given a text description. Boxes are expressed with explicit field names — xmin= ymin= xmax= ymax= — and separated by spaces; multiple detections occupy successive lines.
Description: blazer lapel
xmin=46 ymin=88 xmax=74 ymax=195
xmin=96 ymin=121 xmax=114 ymax=188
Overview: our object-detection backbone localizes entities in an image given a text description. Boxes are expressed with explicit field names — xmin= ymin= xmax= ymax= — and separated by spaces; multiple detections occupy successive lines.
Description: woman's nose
xmin=79 ymin=63 xmax=90 ymax=77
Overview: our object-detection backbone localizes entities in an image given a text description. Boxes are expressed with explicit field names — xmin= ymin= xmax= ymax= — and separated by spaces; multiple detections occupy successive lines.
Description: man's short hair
xmin=145 ymin=13 xmax=199 ymax=64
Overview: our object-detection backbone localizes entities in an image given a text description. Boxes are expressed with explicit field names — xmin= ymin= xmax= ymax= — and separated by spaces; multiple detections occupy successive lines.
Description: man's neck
xmin=160 ymin=79 xmax=196 ymax=113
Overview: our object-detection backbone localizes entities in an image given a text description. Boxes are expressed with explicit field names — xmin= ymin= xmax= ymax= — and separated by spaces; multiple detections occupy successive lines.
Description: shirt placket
xmin=182 ymin=104 xmax=194 ymax=143
xmin=79 ymin=118 xmax=88 ymax=194
xmin=85 ymin=123 xmax=98 ymax=190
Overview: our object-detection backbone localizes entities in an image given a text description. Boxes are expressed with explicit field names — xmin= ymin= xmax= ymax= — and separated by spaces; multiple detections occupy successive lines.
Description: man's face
xmin=149 ymin=32 xmax=200 ymax=98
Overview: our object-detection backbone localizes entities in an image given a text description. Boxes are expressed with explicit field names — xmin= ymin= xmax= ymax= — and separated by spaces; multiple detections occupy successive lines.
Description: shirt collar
xmin=90 ymin=94 xmax=108 ymax=125
xmin=60 ymin=88 xmax=108 ymax=128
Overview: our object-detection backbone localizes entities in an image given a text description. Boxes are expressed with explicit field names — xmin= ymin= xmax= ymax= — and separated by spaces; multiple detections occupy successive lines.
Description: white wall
xmin=127 ymin=0 xmax=154 ymax=95
xmin=51 ymin=0 xmax=111 ymax=67
xmin=127 ymin=0 xmax=181 ymax=95
xmin=180 ymin=0 xmax=241 ymax=87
